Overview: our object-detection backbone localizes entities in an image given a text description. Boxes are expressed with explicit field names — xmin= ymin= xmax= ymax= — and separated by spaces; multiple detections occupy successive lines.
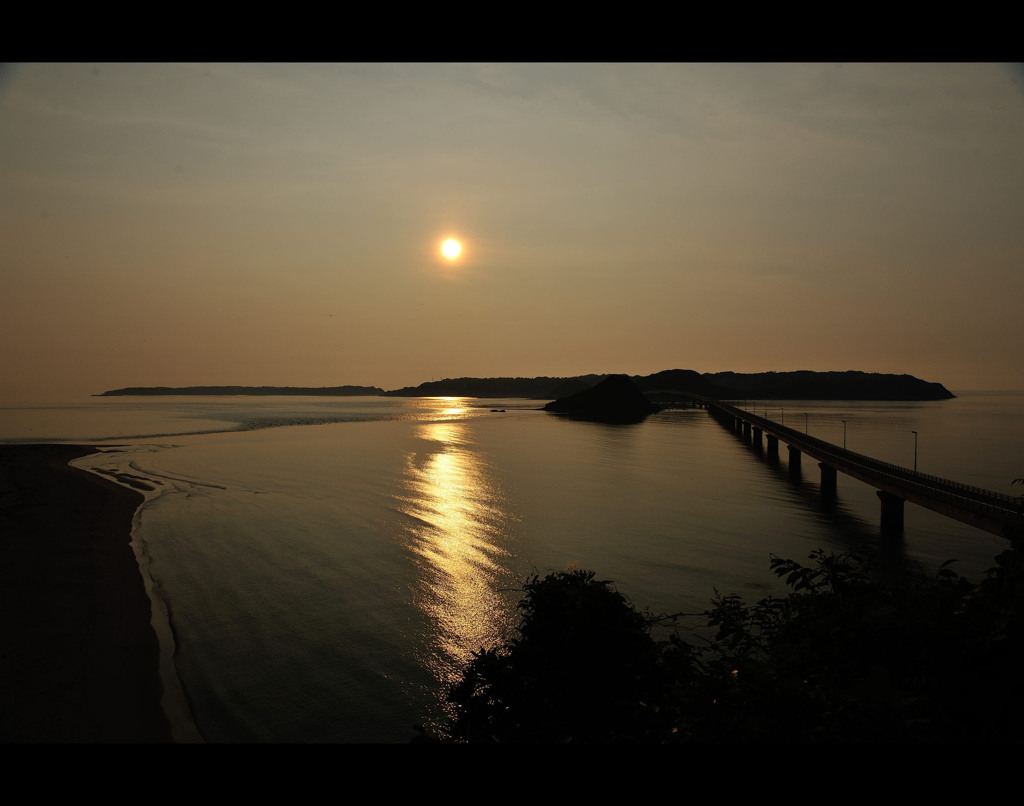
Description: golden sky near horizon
xmin=2 ymin=62 xmax=1023 ymax=399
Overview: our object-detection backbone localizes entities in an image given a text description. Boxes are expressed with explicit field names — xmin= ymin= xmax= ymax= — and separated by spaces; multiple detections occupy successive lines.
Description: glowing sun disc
xmin=441 ymin=238 xmax=462 ymax=260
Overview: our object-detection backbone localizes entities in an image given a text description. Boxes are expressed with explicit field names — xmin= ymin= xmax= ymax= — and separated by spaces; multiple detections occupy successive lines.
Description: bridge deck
xmin=703 ymin=398 xmax=1023 ymax=540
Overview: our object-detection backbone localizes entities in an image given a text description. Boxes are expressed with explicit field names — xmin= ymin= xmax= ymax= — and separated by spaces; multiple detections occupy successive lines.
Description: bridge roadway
xmin=696 ymin=397 xmax=1024 ymax=541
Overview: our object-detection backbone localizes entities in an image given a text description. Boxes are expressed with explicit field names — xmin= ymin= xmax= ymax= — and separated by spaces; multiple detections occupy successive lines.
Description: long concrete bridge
xmin=685 ymin=395 xmax=1024 ymax=541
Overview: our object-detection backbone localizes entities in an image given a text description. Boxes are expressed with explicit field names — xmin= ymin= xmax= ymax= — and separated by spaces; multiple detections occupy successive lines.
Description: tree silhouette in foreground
xmin=432 ymin=542 xmax=1024 ymax=742
xmin=440 ymin=570 xmax=668 ymax=743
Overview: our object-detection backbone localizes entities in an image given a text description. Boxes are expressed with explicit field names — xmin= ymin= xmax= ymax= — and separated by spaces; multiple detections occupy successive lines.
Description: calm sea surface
xmin=2 ymin=392 xmax=1022 ymax=742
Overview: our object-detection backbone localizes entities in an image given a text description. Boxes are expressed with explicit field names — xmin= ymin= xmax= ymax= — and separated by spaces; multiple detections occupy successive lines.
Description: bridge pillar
xmin=877 ymin=491 xmax=905 ymax=533
xmin=742 ymin=421 xmax=751 ymax=442
xmin=752 ymin=427 xmax=763 ymax=452
xmin=787 ymin=445 xmax=801 ymax=476
xmin=766 ymin=434 xmax=778 ymax=461
xmin=818 ymin=463 xmax=837 ymax=497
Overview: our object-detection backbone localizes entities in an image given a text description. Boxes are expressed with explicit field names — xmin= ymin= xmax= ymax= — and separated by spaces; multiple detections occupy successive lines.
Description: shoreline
xmin=0 ymin=444 xmax=173 ymax=742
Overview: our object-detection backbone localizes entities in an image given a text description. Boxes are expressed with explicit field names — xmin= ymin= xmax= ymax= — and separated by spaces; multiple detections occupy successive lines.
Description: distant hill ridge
xmin=99 ymin=370 xmax=955 ymax=401
xmin=384 ymin=370 xmax=954 ymax=401
xmin=96 ymin=385 xmax=384 ymax=397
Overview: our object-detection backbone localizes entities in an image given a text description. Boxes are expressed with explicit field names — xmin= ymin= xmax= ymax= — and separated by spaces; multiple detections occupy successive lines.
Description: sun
xmin=441 ymin=238 xmax=462 ymax=260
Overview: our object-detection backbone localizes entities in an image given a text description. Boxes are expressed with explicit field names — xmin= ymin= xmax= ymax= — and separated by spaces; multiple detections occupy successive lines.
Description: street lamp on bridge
xmin=804 ymin=412 xmax=808 ymax=434
xmin=912 ymin=430 xmax=918 ymax=472
xmin=842 ymin=420 xmax=847 ymax=450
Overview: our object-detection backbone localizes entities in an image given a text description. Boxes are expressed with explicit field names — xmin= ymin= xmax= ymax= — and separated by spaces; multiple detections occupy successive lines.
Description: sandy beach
xmin=0 ymin=444 xmax=172 ymax=742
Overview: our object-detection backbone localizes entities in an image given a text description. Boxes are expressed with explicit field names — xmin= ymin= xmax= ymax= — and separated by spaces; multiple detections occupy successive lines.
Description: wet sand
xmin=0 ymin=444 xmax=172 ymax=742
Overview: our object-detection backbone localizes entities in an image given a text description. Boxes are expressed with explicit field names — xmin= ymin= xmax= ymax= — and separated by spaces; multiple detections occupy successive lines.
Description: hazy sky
xmin=2 ymin=62 xmax=1023 ymax=399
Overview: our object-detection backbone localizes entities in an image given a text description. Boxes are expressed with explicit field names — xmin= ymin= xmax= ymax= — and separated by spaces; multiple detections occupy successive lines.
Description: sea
xmin=2 ymin=390 xmax=1022 ymax=743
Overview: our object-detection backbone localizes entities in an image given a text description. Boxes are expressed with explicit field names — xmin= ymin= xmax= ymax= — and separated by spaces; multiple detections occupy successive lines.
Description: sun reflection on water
xmin=395 ymin=420 xmax=518 ymax=690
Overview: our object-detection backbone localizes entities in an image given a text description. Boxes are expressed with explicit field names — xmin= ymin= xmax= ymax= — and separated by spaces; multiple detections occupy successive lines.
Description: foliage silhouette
xmin=439 ymin=570 xmax=672 ymax=743
xmin=431 ymin=542 xmax=1024 ymax=742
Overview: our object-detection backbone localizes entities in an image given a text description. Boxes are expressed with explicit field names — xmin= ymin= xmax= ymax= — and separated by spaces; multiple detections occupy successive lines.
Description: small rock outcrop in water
xmin=543 ymin=374 xmax=661 ymax=423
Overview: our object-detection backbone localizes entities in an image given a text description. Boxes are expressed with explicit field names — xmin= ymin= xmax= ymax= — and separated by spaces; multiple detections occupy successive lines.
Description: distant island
xmin=380 ymin=376 xmax=603 ymax=399
xmin=96 ymin=385 xmax=384 ymax=397
xmin=97 ymin=370 xmax=955 ymax=402
xmin=380 ymin=370 xmax=955 ymax=401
